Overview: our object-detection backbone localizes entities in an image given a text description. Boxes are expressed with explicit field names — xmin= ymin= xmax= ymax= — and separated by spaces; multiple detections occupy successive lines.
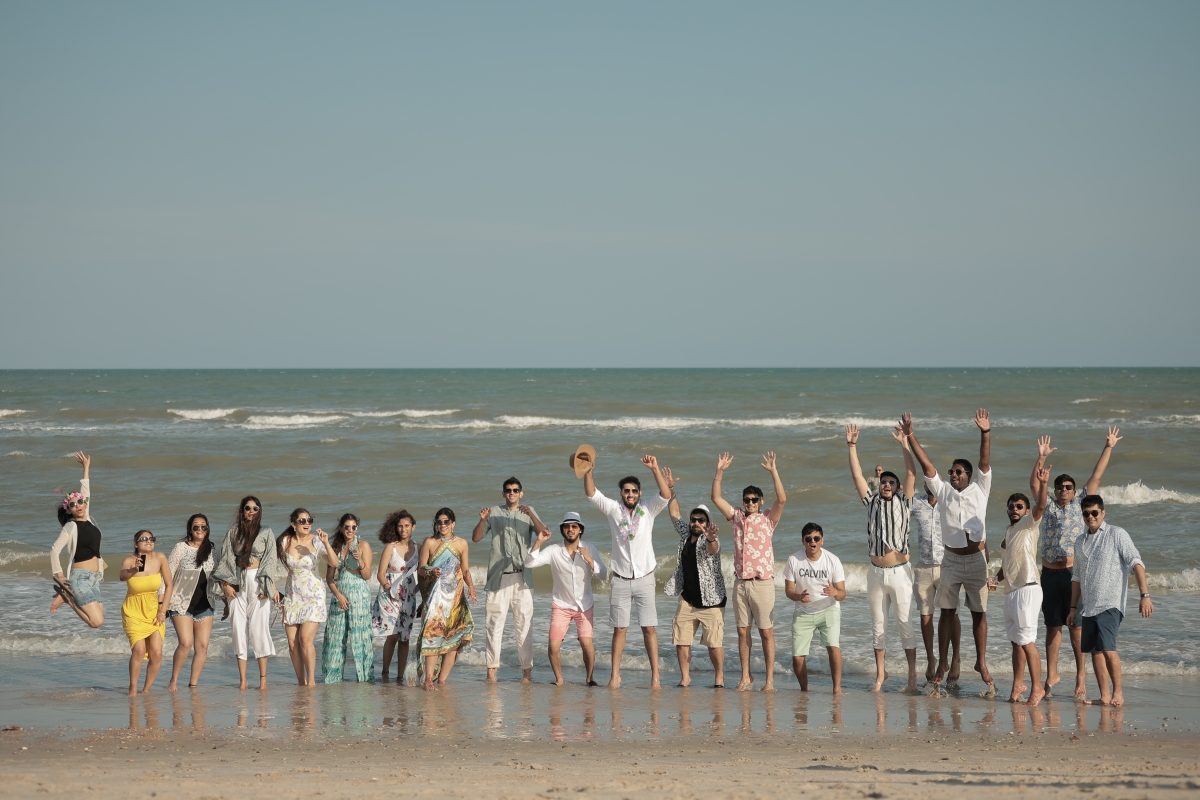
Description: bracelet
xmin=847 ymin=442 xmax=856 ymax=447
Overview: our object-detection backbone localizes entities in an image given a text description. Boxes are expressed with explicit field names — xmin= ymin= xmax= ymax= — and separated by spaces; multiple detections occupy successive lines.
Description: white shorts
xmin=1004 ymin=584 xmax=1042 ymax=647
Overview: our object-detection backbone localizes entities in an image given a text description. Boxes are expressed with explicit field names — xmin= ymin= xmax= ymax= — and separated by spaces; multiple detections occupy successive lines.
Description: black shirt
xmin=680 ymin=537 xmax=725 ymax=609
xmin=73 ymin=520 xmax=102 ymax=563
xmin=187 ymin=570 xmax=212 ymax=616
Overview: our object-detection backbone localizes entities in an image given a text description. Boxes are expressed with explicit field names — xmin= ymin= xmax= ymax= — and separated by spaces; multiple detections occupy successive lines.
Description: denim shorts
xmin=167 ymin=607 xmax=215 ymax=621
xmin=69 ymin=568 xmax=103 ymax=606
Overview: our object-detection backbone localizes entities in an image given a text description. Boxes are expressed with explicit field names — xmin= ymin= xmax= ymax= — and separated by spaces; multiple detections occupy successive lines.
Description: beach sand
xmin=4 ymin=724 xmax=1200 ymax=799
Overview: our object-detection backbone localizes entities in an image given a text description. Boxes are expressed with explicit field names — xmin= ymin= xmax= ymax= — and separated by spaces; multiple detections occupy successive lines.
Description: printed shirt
xmin=1040 ymin=493 xmax=1086 ymax=564
xmin=664 ymin=516 xmax=727 ymax=608
xmin=731 ymin=507 xmax=777 ymax=580
xmin=524 ymin=541 xmax=606 ymax=612
xmin=483 ymin=506 xmax=539 ymax=592
xmin=1000 ymin=513 xmax=1041 ymax=593
xmin=862 ymin=492 xmax=912 ymax=557
xmin=782 ymin=549 xmax=845 ymax=614
xmin=910 ymin=496 xmax=944 ymax=566
xmin=1072 ymin=523 xmax=1145 ymax=618
xmin=925 ymin=469 xmax=992 ymax=548
xmin=588 ymin=489 xmax=669 ymax=579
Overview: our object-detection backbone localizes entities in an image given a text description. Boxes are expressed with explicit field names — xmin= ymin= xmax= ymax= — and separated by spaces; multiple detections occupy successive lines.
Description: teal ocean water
xmin=2 ymin=368 xmax=1198 ymax=695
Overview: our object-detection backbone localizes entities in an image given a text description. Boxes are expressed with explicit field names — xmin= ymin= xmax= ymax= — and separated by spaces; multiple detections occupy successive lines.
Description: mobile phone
xmin=138 ymin=554 xmax=146 ymax=572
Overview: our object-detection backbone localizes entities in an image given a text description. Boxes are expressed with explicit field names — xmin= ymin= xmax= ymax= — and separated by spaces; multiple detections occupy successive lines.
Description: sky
xmin=1 ymin=2 xmax=1198 ymax=368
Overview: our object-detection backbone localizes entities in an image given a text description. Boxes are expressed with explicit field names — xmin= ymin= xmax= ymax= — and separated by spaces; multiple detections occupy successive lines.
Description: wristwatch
xmin=1141 ymin=592 xmax=1151 ymax=598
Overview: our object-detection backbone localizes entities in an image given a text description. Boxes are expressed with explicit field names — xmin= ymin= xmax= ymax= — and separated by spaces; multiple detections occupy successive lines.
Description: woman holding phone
xmin=120 ymin=529 xmax=173 ymax=695
xmin=279 ymin=508 xmax=333 ymax=686
xmin=166 ymin=514 xmax=221 ymax=690
xmin=322 ymin=513 xmax=374 ymax=683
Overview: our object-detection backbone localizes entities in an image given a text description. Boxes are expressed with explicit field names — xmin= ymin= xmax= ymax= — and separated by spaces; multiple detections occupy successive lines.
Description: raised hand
xmin=641 ymin=454 xmax=660 ymax=471
xmin=716 ymin=452 xmax=734 ymax=473
xmin=1038 ymin=435 xmax=1056 ymax=459
xmin=761 ymin=452 xmax=778 ymax=472
xmin=890 ymin=427 xmax=911 ymax=449
xmin=536 ymin=528 xmax=553 ymax=545
xmin=706 ymin=523 xmax=719 ymax=540
xmin=898 ymin=412 xmax=914 ymax=437
xmin=517 ymin=505 xmax=535 ymax=518
xmin=975 ymin=408 xmax=991 ymax=433
xmin=579 ymin=546 xmax=595 ymax=569
xmin=845 ymin=424 xmax=860 ymax=445
xmin=74 ymin=451 xmax=91 ymax=469
xmin=1106 ymin=426 xmax=1123 ymax=449
xmin=479 ymin=507 xmax=492 ymax=521
xmin=661 ymin=466 xmax=679 ymax=491
xmin=1036 ymin=466 xmax=1051 ymax=486
xmin=316 ymin=529 xmax=330 ymax=548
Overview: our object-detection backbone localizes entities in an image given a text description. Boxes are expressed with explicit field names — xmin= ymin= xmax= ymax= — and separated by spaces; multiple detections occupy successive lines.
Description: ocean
xmin=2 ymin=368 xmax=1198 ymax=704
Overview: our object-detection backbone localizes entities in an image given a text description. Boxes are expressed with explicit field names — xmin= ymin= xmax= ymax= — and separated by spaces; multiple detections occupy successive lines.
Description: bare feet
xmin=238 ymin=680 xmax=248 ymax=691
xmin=650 ymin=676 xmax=661 ymax=689
xmin=50 ymin=593 xmax=65 ymax=612
xmin=1085 ymin=695 xmax=1112 ymax=706
xmin=832 ymin=687 xmax=845 ymax=696
xmin=423 ymin=680 xmax=436 ymax=690
xmin=521 ymin=669 xmax=533 ymax=685
xmin=607 ymin=676 xmax=622 ymax=689
xmin=128 ymin=687 xmax=138 ymax=697
xmin=947 ymin=658 xmax=961 ymax=682
xmin=678 ymin=677 xmax=691 ymax=687
xmin=486 ymin=669 xmax=497 ymax=683
xmin=1026 ymin=686 xmax=1046 ymax=707
xmin=925 ymin=663 xmax=937 ymax=683
xmin=1110 ymin=690 xmax=1125 ymax=707
xmin=973 ymin=659 xmax=992 ymax=687
xmin=167 ymin=681 xmax=178 ymax=692
xmin=871 ymin=671 xmax=889 ymax=692
xmin=760 ymin=682 xmax=776 ymax=693
xmin=735 ymin=679 xmax=754 ymax=692
xmin=978 ymin=681 xmax=997 ymax=699
xmin=257 ymin=676 xmax=268 ymax=690
xmin=551 ymin=678 xmax=565 ymax=686
xmin=1044 ymin=675 xmax=1060 ymax=698
xmin=1009 ymin=684 xmax=1028 ymax=703
xmin=1074 ymin=679 xmax=1088 ymax=702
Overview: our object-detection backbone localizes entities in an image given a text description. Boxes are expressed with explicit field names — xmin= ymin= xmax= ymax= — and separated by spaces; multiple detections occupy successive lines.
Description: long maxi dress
xmin=415 ymin=537 xmax=474 ymax=681
xmin=322 ymin=536 xmax=374 ymax=683
xmin=371 ymin=543 xmax=420 ymax=641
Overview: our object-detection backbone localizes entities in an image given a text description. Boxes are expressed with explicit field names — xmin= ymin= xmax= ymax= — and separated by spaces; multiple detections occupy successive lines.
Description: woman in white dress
xmin=277 ymin=508 xmax=333 ymax=686
xmin=371 ymin=509 xmax=420 ymax=681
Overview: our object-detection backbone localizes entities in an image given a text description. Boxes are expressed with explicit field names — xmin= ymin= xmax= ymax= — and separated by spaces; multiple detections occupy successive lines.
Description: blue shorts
xmin=168 ymin=608 xmax=215 ymax=621
xmin=1081 ymin=608 xmax=1123 ymax=653
xmin=69 ymin=568 xmax=103 ymax=606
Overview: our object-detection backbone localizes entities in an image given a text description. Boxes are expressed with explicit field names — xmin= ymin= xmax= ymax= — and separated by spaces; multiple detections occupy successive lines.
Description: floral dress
xmin=371 ymin=542 xmax=419 ymax=641
xmin=283 ymin=536 xmax=329 ymax=625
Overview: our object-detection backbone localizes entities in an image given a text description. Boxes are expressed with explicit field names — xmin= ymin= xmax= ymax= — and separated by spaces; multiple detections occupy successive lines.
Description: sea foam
xmin=240 ymin=414 xmax=347 ymax=429
xmin=1101 ymin=480 xmax=1200 ymax=505
xmin=403 ymin=415 xmax=899 ymax=431
xmin=0 ymin=409 xmax=29 ymax=418
xmin=168 ymin=408 xmax=238 ymax=420
xmin=348 ymin=409 xmax=459 ymax=418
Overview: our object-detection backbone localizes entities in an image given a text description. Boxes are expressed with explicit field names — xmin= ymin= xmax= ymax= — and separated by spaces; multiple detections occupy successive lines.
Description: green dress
xmin=322 ymin=537 xmax=374 ymax=683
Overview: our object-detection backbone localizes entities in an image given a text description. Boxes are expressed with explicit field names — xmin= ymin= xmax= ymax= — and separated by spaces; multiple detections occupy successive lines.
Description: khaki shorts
xmin=733 ymin=577 xmax=775 ymax=629
xmin=915 ymin=565 xmax=942 ymax=617
xmin=935 ymin=550 xmax=989 ymax=613
xmin=672 ymin=598 xmax=725 ymax=649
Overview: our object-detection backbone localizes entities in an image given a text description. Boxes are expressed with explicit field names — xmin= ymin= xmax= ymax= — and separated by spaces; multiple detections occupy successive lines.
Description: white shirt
xmin=588 ymin=489 xmax=670 ymax=579
xmin=782 ymin=549 xmax=845 ymax=614
xmin=524 ymin=541 xmax=607 ymax=612
xmin=925 ymin=469 xmax=992 ymax=548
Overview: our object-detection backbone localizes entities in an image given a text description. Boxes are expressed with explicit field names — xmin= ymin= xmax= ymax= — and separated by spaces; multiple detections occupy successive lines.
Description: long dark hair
xmin=432 ymin=507 xmax=456 ymax=536
xmin=276 ymin=508 xmax=310 ymax=560
xmin=231 ymin=495 xmax=263 ymax=570
xmin=330 ymin=513 xmax=360 ymax=554
xmin=378 ymin=509 xmax=416 ymax=544
xmin=185 ymin=513 xmax=213 ymax=565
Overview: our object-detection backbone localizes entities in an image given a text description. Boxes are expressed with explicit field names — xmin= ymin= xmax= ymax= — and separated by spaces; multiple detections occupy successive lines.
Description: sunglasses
xmin=803 ymin=536 xmax=823 ymax=543
xmin=689 ymin=518 xmax=708 ymax=525
xmin=137 ymin=536 xmax=156 ymax=544
xmin=190 ymin=524 xmax=209 ymax=532
xmin=296 ymin=518 xmax=313 ymax=525
xmin=879 ymin=479 xmax=899 ymax=487
xmin=1083 ymin=509 xmax=1103 ymax=518
xmin=503 ymin=488 xmax=522 ymax=494
xmin=743 ymin=497 xmax=762 ymax=504
xmin=1057 ymin=486 xmax=1076 ymax=492
xmin=67 ymin=499 xmax=88 ymax=509
xmin=948 ymin=468 xmax=968 ymax=476
xmin=243 ymin=505 xmax=260 ymax=512
xmin=435 ymin=520 xmax=453 ymax=527
xmin=1007 ymin=503 xmax=1027 ymax=510
xmin=342 ymin=524 xmax=358 ymax=531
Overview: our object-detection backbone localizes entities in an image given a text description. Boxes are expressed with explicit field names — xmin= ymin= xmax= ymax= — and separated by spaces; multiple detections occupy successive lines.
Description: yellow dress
xmin=122 ymin=573 xmax=165 ymax=658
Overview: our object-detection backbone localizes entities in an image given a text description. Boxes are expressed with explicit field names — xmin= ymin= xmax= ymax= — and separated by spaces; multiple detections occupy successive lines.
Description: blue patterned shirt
xmin=910 ymin=496 xmax=943 ymax=566
xmin=1040 ymin=493 xmax=1086 ymax=564
xmin=1072 ymin=523 xmax=1145 ymax=618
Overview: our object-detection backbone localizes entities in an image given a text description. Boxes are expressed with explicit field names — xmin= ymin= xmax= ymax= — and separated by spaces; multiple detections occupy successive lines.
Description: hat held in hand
xmin=569 ymin=444 xmax=596 ymax=479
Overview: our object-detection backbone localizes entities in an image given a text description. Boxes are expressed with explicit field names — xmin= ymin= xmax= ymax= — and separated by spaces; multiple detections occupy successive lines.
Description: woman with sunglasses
xmin=371 ymin=509 xmax=420 ymax=682
xmin=49 ymin=452 xmax=106 ymax=628
xmin=120 ymin=529 xmax=174 ymax=695
xmin=323 ymin=513 xmax=375 ymax=683
xmin=278 ymin=508 xmax=333 ymax=685
xmin=213 ymin=496 xmax=287 ymax=690
xmin=166 ymin=514 xmax=221 ymax=690
xmin=415 ymin=508 xmax=476 ymax=689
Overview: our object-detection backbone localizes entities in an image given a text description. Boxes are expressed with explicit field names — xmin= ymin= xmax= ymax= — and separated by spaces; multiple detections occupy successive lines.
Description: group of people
xmin=46 ymin=410 xmax=1154 ymax=707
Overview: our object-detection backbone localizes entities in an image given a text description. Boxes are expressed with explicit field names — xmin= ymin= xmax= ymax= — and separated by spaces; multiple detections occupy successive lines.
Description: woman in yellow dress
xmin=120 ymin=530 xmax=173 ymax=696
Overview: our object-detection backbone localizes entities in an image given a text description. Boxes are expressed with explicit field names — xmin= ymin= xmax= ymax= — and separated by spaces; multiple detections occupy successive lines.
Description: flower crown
xmin=63 ymin=492 xmax=87 ymax=509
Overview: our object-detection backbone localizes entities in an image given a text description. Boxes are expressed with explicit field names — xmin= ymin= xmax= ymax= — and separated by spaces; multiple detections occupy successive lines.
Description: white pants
xmin=485 ymin=572 xmax=534 ymax=670
xmin=230 ymin=568 xmax=275 ymax=660
xmin=868 ymin=562 xmax=916 ymax=651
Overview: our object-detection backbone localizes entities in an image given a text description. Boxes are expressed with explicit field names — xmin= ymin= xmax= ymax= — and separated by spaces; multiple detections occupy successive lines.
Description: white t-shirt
xmin=782 ymin=549 xmax=845 ymax=614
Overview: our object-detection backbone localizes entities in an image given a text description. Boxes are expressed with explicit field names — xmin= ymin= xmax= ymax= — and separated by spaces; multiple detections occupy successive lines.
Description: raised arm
xmin=524 ymin=528 xmax=554 ymax=568
xmin=472 ymin=507 xmax=491 ymax=543
xmin=1032 ymin=465 xmax=1050 ymax=522
xmin=845 ymin=425 xmax=870 ymax=500
xmin=76 ymin=451 xmax=91 ymax=482
xmin=975 ymin=408 xmax=991 ymax=474
xmin=662 ymin=467 xmax=682 ymax=521
xmin=763 ymin=452 xmax=787 ymax=525
xmin=518 ymin=505 xmax=550 ymax=535
xmin=1031 ymin=435 xmax=1056 ymax=495
xmin=642 ymin=454 xmax=672 ymax=500
xmin=582 ymin=457 xmax=597 ymax=498
xmin=711 ymin=453 xmax=736 ymax=521
xmin=892 ymin=428 xmax=917 ymax=499
xmin=1086 ymin=427 xmax=1122 ymax=497
xmin=900 ymin=413 xmax=936 ymax=479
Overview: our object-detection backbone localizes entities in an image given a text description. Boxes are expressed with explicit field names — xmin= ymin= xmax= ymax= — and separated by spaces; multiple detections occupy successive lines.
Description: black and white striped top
xmin=862 ymin=492 xmax=912 ymax=557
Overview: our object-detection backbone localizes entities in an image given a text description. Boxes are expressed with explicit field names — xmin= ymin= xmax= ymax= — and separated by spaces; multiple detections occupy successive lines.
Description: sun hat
xmin=569 ymin=444 xmax=596 ymax=479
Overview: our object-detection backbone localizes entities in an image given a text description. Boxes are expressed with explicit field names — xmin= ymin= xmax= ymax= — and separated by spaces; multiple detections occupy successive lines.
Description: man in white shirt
xmin=902 ymin=409 xmax=996 ymax=696
xmin=783 ymin=523 xmax=847 ymax=695
xmin=582 ymin=454 xmax=673 ymax=688
xmin=525 ymin=512 xmax=607 ymax=686
xmin=994 ymin=462 xmax=1049 ymax=705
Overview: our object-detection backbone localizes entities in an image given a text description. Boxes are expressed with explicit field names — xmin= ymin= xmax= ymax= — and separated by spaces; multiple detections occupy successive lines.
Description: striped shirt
xmin=862 ymin=492 xmax=912 ymax=557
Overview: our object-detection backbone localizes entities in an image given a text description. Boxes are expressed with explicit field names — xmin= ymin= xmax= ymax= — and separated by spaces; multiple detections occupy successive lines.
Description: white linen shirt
xmin=524 ymin=541 xmax=607 ymax=612
xmin=1072 ymin=522 xmax=1145 ymax=618
xmin=925 ymin=469 xmax=992 ymax=548
xmin=588 ymin=489 xmax=670 ymax=579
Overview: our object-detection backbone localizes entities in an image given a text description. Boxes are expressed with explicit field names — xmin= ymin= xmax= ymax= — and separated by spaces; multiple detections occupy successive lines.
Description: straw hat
xmin=569 ymin=444 xmax=596 ymax=479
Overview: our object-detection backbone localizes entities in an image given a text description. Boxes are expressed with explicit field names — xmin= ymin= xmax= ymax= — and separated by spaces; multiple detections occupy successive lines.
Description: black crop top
xmin=73 ymin=520 xmax=102 ymax=563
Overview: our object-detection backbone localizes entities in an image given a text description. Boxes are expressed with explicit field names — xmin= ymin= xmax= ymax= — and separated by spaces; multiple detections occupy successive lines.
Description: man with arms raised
xmin=472 ymin=477 xmax=549 ymax=684
xmin=901 ymin=409 xmax=996 ymax=695
xmin=846 ymin=424 xmax=919 ymax=693
xmin=1030 ymin=428 xmax=1122 ymax=700
xmin=910 ymin=481 xmax=962 ymax=685
xmin=995 ymin=460 xmax=1050 ymax=705
xmin=1067 ymin=496 xmax=1152 ymax=707
xmin=583 ymin=454 xmax=673 ymax=688
xmin=712 ymin=452 xmax=788 ymax=692
xmin=525 ymin=512 xmax=607 ymax=686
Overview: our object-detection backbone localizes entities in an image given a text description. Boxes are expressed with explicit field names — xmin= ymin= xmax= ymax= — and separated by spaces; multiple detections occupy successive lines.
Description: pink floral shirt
xmin=732 ymin=508 xmax=776 ymax=580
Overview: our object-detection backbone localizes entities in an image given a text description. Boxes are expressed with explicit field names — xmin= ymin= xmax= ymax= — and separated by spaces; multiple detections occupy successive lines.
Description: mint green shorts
xmin=791 ymin=605 xmax=841 ymax=655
